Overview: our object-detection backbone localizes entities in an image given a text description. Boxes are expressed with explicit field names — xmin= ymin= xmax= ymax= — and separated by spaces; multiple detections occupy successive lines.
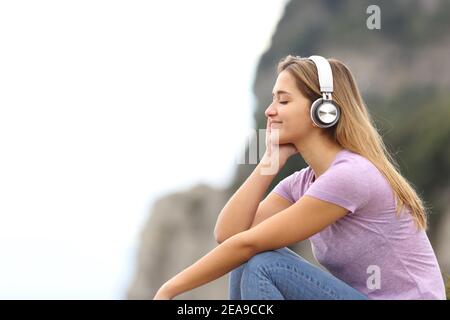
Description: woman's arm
xmin=154 ymin=233 xmax=254 ymax=299
xmin=213 ymin=159 xmax=281 ymax=243
xmin=154 ymin=195 xmax=348 ymax=299
xmin=214 ymin=122 xmax=297 ymax=243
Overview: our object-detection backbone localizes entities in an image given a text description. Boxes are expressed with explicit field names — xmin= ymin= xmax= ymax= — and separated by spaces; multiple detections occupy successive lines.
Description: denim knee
xmin=229 ymin=263 xmax=247 ymax=300
xmin=230 ymin=262 xmax=246 ymax=280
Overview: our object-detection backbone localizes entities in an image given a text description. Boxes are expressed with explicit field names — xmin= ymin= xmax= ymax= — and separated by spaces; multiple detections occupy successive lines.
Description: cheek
xmin=300 ymin=105 xmax=316 ymax=129
xmin=278 ymin=103 xmax=313 ymax=140
xmin=287 ymin=107 xmax=312 ymax=129
xmin=302 ymin=104 xmax=312 ymax=121
xmin=281 ymin=113 xmax=314 ymax=141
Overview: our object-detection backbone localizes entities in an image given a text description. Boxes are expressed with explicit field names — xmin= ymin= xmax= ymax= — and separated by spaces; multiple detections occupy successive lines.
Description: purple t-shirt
xmin=272 ymin=149 xmax=446 ymax=300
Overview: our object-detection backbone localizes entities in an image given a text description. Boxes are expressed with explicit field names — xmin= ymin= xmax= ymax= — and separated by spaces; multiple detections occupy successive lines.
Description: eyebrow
xmin=272 ymin=90 xmax=291 ymax=96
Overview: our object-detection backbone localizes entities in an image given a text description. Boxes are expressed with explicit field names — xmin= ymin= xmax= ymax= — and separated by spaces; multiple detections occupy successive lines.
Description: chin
xmin=272 ymin=128 xmax=295 ymax=145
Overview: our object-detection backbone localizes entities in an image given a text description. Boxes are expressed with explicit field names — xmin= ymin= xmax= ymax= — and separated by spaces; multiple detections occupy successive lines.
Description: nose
xmin=265 ymin=102 xmax=277 ymax=118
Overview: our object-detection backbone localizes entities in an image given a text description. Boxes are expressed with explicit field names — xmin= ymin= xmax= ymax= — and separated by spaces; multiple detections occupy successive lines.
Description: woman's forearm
xmin=214 ymin=161 xmax=280 ymax=243
xmin=161 ymin=233 xmax=254 ymax=298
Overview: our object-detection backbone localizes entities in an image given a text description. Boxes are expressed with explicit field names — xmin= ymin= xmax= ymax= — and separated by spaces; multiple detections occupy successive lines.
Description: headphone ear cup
xmin=310 ymin=98 xmax=323 ymax=128
xmin=310 ymin=98 xmax=340 ymax=128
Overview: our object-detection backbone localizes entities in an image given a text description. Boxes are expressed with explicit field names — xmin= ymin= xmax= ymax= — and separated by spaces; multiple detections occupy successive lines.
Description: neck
xmin=293 ymin=134 xmax=344 ymax=181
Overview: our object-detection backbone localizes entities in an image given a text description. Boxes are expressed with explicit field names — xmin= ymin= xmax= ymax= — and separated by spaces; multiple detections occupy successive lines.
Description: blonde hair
xmin=277 ymin=55 xmax=429 ymax=230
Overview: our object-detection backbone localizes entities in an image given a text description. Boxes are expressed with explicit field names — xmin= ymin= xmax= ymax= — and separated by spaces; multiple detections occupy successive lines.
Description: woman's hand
xmin=153 ymin=284 xmax=175 ymax=300
xmin=153 ymin=287 xmax=173 ymax=300
xmin=262 ymin=118 xmax=298 ymax=169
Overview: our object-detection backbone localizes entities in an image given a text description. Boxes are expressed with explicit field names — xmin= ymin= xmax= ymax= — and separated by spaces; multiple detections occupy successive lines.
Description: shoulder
xmin=328 ymin=150 xmax=377 ymax=178
xmin=322 ymin=150 xmax=379 ymax=189
xmin=335 ymin=150 xmax=397 ymax=203
xmin=335 ymin=149 xmax=372 ymax=167
xmin=304 ymin=150 xmax=375 ymax=214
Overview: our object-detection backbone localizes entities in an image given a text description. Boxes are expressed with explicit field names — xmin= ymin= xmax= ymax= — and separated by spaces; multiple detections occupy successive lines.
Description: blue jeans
xmin=229 ymin=247 xmax=368 ymax=300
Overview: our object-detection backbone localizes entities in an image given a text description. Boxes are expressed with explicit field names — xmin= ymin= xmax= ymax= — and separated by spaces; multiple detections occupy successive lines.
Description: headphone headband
xmin=308 ymin=55 xmax=333 ymax=93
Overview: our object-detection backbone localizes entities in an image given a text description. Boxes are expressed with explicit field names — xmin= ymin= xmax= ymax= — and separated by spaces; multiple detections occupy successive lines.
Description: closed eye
xmin=279 ymin=101 xmax=288 ymax=105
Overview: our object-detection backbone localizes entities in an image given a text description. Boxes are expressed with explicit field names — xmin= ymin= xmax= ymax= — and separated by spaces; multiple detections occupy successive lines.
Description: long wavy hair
xmin=277 ymin=55 xmax=429 ymax=230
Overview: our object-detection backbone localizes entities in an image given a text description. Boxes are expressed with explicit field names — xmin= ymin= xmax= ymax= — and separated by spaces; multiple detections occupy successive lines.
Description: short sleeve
xmin=304 ymin=162 xmax=370 ymax=214
xmin=271 ymin=172 xmax=297 ymax=203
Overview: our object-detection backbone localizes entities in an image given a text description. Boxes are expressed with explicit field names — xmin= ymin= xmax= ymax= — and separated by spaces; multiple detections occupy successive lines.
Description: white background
xmin=0 ymin=0 xmax=286 ymax=299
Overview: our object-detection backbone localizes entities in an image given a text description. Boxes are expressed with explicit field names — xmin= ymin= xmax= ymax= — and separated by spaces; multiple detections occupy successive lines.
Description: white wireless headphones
xmin=307 ymin=55 xmax=340 ymax=128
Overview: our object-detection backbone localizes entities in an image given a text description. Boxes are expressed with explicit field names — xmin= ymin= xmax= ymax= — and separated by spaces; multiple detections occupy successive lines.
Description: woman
xmin=153 ymin=55 xmax=446 ymax=300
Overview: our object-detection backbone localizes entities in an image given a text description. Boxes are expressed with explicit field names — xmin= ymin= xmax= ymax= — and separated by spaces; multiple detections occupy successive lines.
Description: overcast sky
xmin=0 ymin=0 xmax=286 ymax=298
